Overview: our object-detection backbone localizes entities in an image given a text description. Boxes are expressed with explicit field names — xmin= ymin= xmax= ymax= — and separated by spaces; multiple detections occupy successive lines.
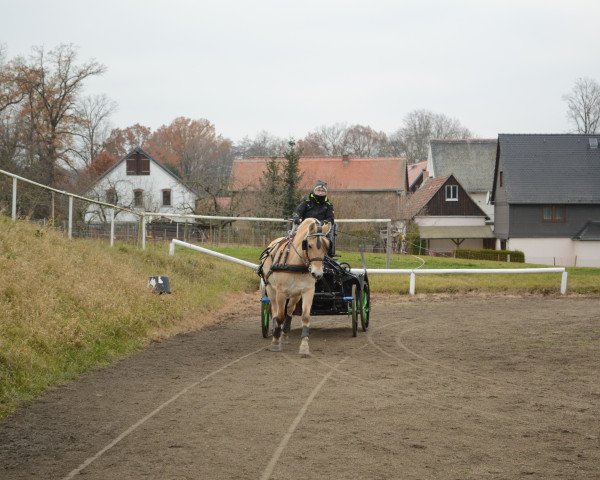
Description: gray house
xmin=491 ymin=134 xmax=600 ymax=266
xmin=426 ymin=139 xmax=497 ymax=221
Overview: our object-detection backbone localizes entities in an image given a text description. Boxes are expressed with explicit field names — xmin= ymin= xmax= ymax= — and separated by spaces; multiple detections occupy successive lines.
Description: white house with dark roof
xmin=491 ymin=134 xmax=600 ymax=266
xmin=85 ymin=146 xmax=198 ymax=224
xmin=426 ymin=139 xmax=497 ymax=221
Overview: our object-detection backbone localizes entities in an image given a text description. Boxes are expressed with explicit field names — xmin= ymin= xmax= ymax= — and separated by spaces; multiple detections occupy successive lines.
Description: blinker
xmin=302 ymin=239 xmax=308 ymax=250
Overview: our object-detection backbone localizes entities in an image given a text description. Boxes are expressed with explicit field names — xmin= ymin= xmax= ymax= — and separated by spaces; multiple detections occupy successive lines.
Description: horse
xmin=258 ymin=218 xmax=331 ymax=356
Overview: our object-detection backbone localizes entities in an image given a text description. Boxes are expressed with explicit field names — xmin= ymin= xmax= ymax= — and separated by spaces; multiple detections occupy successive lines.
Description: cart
xmin=260 ymin=256 xmax=370 ymax=338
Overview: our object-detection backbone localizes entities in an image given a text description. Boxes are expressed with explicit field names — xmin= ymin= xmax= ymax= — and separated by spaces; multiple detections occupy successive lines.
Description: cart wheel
xmin=351 ymin=284 xmax=358 ymax=337
xmin=261 ymin=300 xmax=271 ymax=338
xmin=360 ymin=283 xmax=370 ymax=332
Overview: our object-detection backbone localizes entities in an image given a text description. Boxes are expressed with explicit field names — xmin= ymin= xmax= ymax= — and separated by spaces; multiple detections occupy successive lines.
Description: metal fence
xmin=1 ymin=168 xmax=394 ymax=261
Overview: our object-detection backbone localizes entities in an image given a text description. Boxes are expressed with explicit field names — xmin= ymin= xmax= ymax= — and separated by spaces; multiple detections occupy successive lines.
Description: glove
xmin=292 ymin=214 xmax=301 ymax=225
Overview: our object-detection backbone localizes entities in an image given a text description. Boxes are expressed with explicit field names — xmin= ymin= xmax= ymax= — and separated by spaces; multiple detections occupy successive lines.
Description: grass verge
xmin=0 ymin=218 xmax=257 ymax=420
xmin=212 ymin=245 xmax=600 ymax=295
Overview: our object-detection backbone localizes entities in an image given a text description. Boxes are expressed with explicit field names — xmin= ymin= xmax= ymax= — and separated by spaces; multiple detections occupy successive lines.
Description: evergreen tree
xmin=282 ymin=140 xmax=303 ymax=218
xmin=257 ymin=156 xmax=283 ymax=217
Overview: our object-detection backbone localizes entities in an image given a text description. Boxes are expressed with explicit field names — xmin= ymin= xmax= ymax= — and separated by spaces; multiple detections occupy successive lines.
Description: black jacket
xmin=294 ymin=193 xmax=335 ymax=224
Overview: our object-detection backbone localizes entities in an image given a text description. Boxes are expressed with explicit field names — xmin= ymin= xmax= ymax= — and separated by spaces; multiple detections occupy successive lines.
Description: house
xmin=491 ymin=134 xmax=600 ymax=266
xmin=426 ymin=139 xmax=497 ymax=221
xmin=85 ymin=146 xmax=198 ymax=225
xmin=231 ymin=155 xmax=408 ymax=219
xmin=401 ymin=174 xmax=494 ymax=254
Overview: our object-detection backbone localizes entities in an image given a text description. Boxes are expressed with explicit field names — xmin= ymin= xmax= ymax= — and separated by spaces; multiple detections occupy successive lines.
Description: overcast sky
xmin=3 ymin=0 xmax=600 ymax=143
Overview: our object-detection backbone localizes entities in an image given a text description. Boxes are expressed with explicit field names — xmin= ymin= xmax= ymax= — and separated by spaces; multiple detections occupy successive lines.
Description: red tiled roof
xmin=231 ymin=156 xmax=408 ymax=192
xmin=408 ymin=160 xmax=428 ymax=188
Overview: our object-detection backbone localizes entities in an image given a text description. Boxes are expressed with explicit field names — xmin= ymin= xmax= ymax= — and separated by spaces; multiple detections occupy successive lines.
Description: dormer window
xmin=445 ymin=184 xmax=458 ymax=201
xmin=126 ymin=153 xmax=150 ymax=175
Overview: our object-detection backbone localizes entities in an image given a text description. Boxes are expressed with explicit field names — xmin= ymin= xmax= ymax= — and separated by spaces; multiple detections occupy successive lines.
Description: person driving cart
xmin=292 ymin=180 xmax=336 ymax=255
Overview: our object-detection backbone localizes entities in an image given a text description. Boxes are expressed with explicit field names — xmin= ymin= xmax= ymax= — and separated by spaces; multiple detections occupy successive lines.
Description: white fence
xmin=169 ymin=239 xmax=569 ymax=295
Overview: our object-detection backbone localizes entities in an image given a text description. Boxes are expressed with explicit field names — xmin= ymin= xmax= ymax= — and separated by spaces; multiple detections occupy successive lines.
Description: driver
xmin=292 ymin=180 xmax=336 ymax=255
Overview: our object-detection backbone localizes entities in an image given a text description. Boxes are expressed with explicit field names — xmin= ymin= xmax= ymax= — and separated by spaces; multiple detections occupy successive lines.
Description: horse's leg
xmin=281 ymin=299 xmax=292 ymax=345
xmin=298 ymin=289 xmax=315 ymax=357
xmin=282 ymin=296 xmax=299 ymax=344
xmin=269 ymin=292 xmax=286 ymax=352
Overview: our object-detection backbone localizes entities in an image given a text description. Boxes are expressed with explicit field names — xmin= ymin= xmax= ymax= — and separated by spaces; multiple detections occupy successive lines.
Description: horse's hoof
xmin=298 ymin=345 xmax=310 ymax=357
xmin=281 ymin=334 xmax=290 ymax=345
xmin=269 ymin=344 xmax=282 ymax=352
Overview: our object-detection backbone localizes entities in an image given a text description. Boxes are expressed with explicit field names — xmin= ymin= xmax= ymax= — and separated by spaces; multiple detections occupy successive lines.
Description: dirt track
xmin=1 ymin=295 xmax=599 ymax=479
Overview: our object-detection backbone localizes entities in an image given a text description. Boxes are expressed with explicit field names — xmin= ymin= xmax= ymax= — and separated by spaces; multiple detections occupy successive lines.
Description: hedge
xmin=454 ymin=248 xmax=525 ymax=263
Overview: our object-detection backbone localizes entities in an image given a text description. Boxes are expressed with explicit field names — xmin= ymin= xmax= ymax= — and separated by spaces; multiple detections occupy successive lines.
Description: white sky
xmin=3 ymin=0 xmax=600 ymax=143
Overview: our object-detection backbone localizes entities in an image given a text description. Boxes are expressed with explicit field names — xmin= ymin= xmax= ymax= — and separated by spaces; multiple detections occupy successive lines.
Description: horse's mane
xmin=296 ymin=218 xmax=319 ymax=238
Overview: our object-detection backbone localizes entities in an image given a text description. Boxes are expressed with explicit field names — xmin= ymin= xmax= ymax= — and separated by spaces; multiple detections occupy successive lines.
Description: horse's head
xmin=300 ymin=220 xmax=332 ymax=280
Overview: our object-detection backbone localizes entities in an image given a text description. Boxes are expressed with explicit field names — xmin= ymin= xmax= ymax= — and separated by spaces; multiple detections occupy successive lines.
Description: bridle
xmin=300 ymin=232 xmax=329 ymax=266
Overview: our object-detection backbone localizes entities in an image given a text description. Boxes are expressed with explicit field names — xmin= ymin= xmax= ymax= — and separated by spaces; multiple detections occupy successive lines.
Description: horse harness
xmin=258 ymin=225 xmax=328 ymax=286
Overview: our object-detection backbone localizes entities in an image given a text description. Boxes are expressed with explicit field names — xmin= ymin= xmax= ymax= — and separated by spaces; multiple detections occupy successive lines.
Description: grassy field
xmin=2 ymin=218 xmax=599 ymax=420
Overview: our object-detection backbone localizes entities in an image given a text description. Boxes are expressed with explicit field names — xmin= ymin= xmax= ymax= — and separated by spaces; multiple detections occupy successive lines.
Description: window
xmin=162 ymin=189 xmax=172 ymax=206
xmin=126 ymin=153 xmax=150 ymax=175
xmin=445 ymin=184 xmax=458 ymax=201
xmin=542 ymin=205 xmax=566 ymax=223
xmin=133 ymin=189 xmax=144 ymax=207
xmin=106 ymin=188 xmax=117 ymax=205
xmin=499 ymin=171 xmax=503 ymax=187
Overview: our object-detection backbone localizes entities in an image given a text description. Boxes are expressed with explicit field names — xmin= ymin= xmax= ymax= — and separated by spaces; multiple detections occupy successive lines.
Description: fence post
xmin=409 ymin=271 xmax=416 ymax=295
xmin=560 ymin=271 xmax=568 ymax=295
xmin=110 ymin=208 xmax=115 ymax=247
xmin=12 ymin=177 xmax=17 ymax=220
xmin=68 ymin=196 xmax=73 ymax=240
xmin=507 ymin=254 xmax=510 ymax=263
xmin=386 ymin=221 xmax=392 ymax=268
xmin=139 ymin=214 xmax=147 ymax=250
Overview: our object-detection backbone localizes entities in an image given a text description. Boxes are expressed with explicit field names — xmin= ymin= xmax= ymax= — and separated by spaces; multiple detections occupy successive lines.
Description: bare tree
xmin=72 ymin=94 xmax=117 ymax=168
xmin=183 ymin=130 xmax=234 ymax=214
xmin=12 ymin=44 xmax=106 ymax=185
xmin=300 ymin=123 xmax=349 ymax=156
xmin=234 ymin=130 xmax=286 ymax=157
xmin=0 ymin=45 xmax=26 ymax=115
xmin=393 ymin=109 xmax=472 ymax=163
xmin=563 ymin=77 xmax=600 ymax=134
xmin=344 ymin=124 xmax=388 ymax=157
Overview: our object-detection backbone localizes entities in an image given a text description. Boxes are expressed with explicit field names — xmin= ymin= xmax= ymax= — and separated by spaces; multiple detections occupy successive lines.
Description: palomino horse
xmin=258 ymin=218 xmax=331 ymax=356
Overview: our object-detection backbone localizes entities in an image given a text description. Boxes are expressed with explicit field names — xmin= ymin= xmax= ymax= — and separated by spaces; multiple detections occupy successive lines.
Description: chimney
xmin=342 ymin=154 xmax=349 ymax=164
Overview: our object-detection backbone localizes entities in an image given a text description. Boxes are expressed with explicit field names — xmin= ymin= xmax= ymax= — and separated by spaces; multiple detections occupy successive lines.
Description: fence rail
xmin=169 ymin=240 xmax=569 ymax=295
xmin=1 ymin=168 xmax=396 ymax=264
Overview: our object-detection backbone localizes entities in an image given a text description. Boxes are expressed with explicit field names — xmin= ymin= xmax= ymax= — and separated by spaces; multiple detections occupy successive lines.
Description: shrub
xmin=455 ymin=248 xmax=525 ymax=263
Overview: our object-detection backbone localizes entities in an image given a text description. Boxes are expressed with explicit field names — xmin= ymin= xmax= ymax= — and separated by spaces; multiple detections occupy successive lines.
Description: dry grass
xmin=0 ymin=217 xmax=257 ymax=419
